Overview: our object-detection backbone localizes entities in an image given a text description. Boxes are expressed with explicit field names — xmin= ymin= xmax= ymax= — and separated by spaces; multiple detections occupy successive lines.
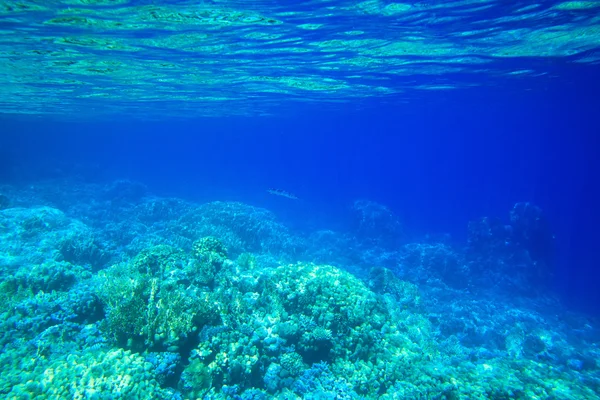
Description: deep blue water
xmin=2 ymin=61 xmax=599 ymax=315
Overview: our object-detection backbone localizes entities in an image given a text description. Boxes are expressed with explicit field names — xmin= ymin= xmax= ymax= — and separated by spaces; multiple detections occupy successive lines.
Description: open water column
xmin=1 ymin=1 xmax=600 ymax=399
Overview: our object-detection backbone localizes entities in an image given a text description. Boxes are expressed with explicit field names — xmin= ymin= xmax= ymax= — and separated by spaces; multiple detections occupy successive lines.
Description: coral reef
xmin=180 ymin=261 xmax=434 ymax=398
xmin=0 ymin=206 xmax=109 ymax=271
xmin=0 ymin=180 xmax=598 ymax=399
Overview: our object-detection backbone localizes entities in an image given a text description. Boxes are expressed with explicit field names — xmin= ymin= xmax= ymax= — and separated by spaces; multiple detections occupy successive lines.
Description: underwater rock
xmin=305 ymin=230 xmax=358 ymax=265
xmin=467 ymin=216 xmax=511 ymax=255
xmin=368 ymin=266 xmax=421 ymax=307
xmin=134 ymin=197 xmax=193 ymax=224
xmin=0 ymin=206 xmax=109 ymax=270
xmin=397 ymin=242 xmax=469 ymax=289
xmin=174 ymin=201 xmax=305 ymax=257
xmin=102 ymin=179 xmax=148 ymax=203
xmin=352 ymin=200 xmax=401 ymax=244
xmin=350 ymin=199 xmax=403 ymax=248
xmin=466 ymin=202 xmax=555 ymax=294
xmin=510 ymin=202 xmax=555 ymax=270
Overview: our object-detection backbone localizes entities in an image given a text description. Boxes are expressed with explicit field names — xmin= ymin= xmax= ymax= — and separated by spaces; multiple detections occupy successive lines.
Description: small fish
xmin=267 ymin=188 xmax=299 ymax=200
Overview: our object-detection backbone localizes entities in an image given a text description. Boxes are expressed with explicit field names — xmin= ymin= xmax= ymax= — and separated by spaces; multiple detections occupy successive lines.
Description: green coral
xmin=280 ymin=352 xmax=306 ymax=376
xmin=270 ymin=264 xmax=386 ymax=335
xmin=182 ymin=262 xmax=438 ymax=397
xmin=8 ymin=348 xmax=171 ymax=399
xmin=368 ymin=266 xmax=421 ymax=309
xmin=131 ymin=244 xmax=187 ymax=276
xmin=95 ymin=245 xmax=219 ymax=351
xmin=14 ymin=261 xmax=90 ymax=294
xmin=299 ymin=325 xmax=334 ymax=360
xmin=191 ymin=236 xmax=228 ymax=287
xmin=236 ymin=252 xmax=257 ymax=269
xmin=193 ymin=236 xmax=228 ymax=260
xmin=180 ymin=358 xmax=213 ymax=398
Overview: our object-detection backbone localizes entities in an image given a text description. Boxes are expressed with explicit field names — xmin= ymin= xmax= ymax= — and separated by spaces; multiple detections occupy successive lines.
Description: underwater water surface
xmin=1 ymin=0 xmax=600 ymax=118
xmin=1 ymin=0 xmax=600 ymax=399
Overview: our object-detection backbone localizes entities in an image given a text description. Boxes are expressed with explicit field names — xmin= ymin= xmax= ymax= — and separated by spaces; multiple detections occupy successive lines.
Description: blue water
xmin=1 ymin=1 xmax=600 ymax=398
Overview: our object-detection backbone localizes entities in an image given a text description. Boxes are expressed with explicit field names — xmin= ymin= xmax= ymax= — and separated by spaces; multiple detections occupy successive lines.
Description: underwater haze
xmin=1 ymin=0 xmax=600 ymax=399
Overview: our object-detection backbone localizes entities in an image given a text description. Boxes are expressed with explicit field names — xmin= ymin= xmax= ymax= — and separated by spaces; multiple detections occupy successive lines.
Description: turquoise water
xmin=1 ymin=0 xmax=599 ymax=118
xmin=1 ymin=1 xmax=600 ymax=399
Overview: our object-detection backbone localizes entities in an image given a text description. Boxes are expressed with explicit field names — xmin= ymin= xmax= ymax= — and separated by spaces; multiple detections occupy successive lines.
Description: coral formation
xmin=9 ymin=348 xmax=173 ymax=399
xmin=0 ymin=181 xmax=598 ymax=399
xmin=351 ymin=199 xmax=402 ymax=248
xmin=466 ymin=202 xmax=555 ymax=293
xmin=95 ymin=244 xmax=219 ymax=352
xmin=175 ymin=201 xmax=304 ymax=258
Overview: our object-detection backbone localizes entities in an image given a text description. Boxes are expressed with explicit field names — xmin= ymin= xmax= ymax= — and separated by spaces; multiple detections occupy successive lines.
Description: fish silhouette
xmin=267 ymin=189 xmax=298 ymax=200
